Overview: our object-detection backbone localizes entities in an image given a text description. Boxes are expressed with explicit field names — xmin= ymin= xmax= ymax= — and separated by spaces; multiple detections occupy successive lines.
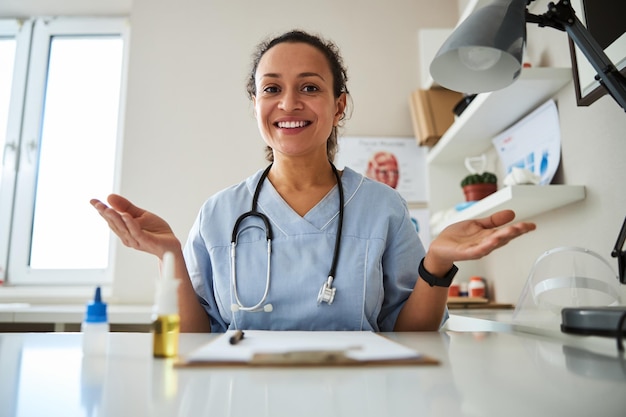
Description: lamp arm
xmin=526 ymin=0 xmax=626 ymax=112
xmin=525 ymin=10 xmax=565 ymax=31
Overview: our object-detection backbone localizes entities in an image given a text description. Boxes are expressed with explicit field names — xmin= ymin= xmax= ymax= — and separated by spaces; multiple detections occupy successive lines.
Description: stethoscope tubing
xmin=229 ymin=162 xmax=344 ymax=313
xmin=230 ymin=235 xmax=272 ymax=312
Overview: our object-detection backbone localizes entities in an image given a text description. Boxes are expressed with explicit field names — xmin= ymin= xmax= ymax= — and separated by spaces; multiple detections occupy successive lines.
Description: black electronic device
xmin=561 ymin=306 xmax=626 ymax=337
xmin=560 ymin=217 xmax=626 ymax=339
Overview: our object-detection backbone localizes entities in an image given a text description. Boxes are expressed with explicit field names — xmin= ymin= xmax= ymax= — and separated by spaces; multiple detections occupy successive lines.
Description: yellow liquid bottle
xmin=153 ymin=252 xmax=181 ymax=358
xmin=153 ymin=313 xmax=180 ymax=358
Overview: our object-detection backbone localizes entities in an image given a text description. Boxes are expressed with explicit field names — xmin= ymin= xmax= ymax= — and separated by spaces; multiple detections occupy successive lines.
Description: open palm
xmin=430 ymin=210 xmax=536 ymax=265
xmin=90 ymin=194 xmax=180 ymax=258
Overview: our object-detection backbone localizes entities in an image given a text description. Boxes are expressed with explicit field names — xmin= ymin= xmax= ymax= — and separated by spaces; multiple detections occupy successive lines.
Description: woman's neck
xmin=268 ymin=157 xmax=337 ymax=191
xmin=266 ymin=157 xmax=340 ymax=216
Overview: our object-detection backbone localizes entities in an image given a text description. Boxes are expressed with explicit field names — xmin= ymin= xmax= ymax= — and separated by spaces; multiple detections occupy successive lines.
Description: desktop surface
xmin=0 ymin=330 xmax=624 ymax=417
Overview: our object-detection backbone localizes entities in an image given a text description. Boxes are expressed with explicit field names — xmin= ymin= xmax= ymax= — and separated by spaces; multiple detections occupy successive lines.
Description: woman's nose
xmin=278 ymin=89 xmax=303 ymax=111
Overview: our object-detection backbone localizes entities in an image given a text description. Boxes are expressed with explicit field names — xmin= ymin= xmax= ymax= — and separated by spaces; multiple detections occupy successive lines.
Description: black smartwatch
xmin=418 ymin=258 xmax=458 ymax=288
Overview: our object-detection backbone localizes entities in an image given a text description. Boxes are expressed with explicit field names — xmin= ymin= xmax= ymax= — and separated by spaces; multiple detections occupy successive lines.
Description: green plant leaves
xmin=460 ymin=172 xmax=497 ymax=187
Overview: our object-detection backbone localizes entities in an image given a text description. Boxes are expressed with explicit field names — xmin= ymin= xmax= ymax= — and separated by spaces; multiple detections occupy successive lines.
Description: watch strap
xmin=419 ymin=258 xmax=458 ymax=288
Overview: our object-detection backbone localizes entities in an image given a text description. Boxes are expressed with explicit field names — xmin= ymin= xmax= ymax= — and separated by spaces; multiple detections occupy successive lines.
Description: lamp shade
xmin=430 ymin=0 xmax=527 ymax=94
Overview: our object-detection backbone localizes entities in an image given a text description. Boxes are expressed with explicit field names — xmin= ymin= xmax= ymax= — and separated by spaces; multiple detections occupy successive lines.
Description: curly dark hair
xmin=246 ymin=30 xmax=351 ymax=162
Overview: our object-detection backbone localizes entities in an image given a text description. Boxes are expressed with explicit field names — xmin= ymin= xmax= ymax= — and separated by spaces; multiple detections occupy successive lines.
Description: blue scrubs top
xmin=184 ymin=166 xmax=430 ymax=332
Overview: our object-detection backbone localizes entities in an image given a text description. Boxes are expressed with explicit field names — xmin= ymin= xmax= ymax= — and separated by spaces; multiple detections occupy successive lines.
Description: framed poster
xmin=335 ymin=136 xmax=428 ymax=203
xmin=568 ymin=0 xmax=626 ymax=106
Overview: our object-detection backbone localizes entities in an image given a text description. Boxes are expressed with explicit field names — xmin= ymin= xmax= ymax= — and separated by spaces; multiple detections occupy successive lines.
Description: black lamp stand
xmin=526 ymin=0 xmax=626 ymax=112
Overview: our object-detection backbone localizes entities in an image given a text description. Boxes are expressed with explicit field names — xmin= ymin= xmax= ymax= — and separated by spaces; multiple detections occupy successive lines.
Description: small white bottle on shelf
xmin=468 ymin=276 xmax=486 ymax=298
xmin=82 ymin=286 xmax=109 ymax=356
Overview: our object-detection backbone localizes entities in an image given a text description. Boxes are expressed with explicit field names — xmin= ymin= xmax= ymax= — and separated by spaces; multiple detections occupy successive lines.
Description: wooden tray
xmin=447 ymin=297 xmax=514 ymax=309
xmin=447 ymin=296 xmax=489 ymax=304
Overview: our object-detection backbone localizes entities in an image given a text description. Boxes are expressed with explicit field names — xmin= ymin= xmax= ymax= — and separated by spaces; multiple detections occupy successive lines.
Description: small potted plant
xmin=461 ymin=171 xmax=497 ymax=202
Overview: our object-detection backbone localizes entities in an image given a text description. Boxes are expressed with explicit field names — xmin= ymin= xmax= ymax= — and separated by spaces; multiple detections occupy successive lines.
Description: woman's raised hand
xmin=427 ymin=209 xmax=537 ymax=269
xmin=90 ymin=194 xmax=181 ymax=258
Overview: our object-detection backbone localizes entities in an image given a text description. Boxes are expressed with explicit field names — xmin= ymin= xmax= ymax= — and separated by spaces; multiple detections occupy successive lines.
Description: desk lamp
xmin=429 ymin=0 xmax=626 ymax=112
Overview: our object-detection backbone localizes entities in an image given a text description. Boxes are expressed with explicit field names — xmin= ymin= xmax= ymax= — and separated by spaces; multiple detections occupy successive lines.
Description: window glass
xmin=29 ymin=36 xmax=123 ymax=269
xmin=2 ymin=18 xmax=127 ymax=285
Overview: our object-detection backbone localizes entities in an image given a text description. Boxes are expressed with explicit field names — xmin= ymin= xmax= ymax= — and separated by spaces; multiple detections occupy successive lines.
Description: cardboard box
xmin=409 ymin=87 xmax=463 ymax=147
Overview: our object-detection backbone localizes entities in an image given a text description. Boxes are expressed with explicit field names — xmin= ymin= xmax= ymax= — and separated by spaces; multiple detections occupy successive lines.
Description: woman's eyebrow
xmin=259 ymin=72 xmax=326 ymax=81
xmin=298 ymin=72 xmax=326 ymax=81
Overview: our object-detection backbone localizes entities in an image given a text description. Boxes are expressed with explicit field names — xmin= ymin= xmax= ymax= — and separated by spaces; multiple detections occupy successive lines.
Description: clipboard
xmin=175 ymin=330 xmax=439 ymax=368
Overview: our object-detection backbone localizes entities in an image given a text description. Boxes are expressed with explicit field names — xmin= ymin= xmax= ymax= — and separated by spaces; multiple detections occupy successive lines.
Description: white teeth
xmin=277 ymin=121 xmax=307 ymax=128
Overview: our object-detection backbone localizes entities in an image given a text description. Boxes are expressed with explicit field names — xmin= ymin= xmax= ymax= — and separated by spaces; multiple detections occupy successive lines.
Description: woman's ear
xmin=252 ymin=96 xmax=257 ymax=118
xmin=333 ymin=93 xmax=347 ymax=125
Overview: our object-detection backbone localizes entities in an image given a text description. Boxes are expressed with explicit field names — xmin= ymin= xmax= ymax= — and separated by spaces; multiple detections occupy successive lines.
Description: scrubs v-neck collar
xmin=247 ymin=166 xmax=360 ymax=236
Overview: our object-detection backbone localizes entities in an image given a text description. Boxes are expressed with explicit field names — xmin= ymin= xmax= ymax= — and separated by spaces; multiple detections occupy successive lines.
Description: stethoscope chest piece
xmin=317 ymin=276 xmax=336 ymax=305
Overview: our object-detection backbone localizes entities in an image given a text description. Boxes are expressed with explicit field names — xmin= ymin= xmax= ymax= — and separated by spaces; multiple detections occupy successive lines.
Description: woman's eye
xmin=302 ymin=85 xmax=319 ymax=93
xmin=263 ymin=86 xmax=279 ymax=93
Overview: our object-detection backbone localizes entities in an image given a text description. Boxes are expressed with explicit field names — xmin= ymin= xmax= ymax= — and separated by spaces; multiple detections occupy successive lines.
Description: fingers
xmin=90 ymin=197 xmax=141 ymax=248
xmin=474 ymin=209 xmax=516 ymax=229
xmin=90 ymin=198 xmax=119 ymax=224
xmin=480 ymin=221 xmax=536 ymax=251
xmin=461 ymin=220 xmax=536 ymax=259
xmin=118 ymin=212 xmax=147 ymax=248
xmin=107 ymin=194 xmax=145 ymax=218
xmin=431 ymin=210 xmax=537 ymax=265
xmin=119 ymin=211 xmax=150 ymax=249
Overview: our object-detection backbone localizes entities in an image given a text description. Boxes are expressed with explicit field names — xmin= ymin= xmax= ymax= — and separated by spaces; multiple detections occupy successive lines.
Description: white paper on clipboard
xmin=184 ymin=330 xmax=422 ymax=364
xmin=491 ymin=100 xmax=561 ymax=185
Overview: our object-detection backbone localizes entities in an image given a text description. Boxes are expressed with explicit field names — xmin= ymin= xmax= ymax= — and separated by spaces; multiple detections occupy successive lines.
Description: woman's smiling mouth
xmin=275 ymin=120 xmax=311 ymax=129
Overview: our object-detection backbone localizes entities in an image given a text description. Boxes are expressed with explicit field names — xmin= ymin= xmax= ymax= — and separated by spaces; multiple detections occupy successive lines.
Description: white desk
xmin=0 ymin=330 xmax=624 ymax=417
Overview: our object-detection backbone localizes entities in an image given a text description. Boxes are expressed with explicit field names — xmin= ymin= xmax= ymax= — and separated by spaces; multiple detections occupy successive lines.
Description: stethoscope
xmin=230 ymin=162 xmax=344 ymax=313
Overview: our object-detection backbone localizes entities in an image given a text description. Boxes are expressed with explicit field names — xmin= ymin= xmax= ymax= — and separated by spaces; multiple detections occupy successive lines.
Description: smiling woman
xmin=91 ymin=29 xmax=536 ymax=334
xmin=246 ymin=30 xmax=350 ymax=164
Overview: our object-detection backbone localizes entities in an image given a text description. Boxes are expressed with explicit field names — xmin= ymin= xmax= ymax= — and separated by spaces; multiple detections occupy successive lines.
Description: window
xmin=0 ymin=17 xmax=128 ymax=285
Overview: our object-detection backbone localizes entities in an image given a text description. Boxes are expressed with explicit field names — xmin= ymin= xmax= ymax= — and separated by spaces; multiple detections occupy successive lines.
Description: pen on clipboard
xmin=229 ymin=330 xmax=245 ymax=345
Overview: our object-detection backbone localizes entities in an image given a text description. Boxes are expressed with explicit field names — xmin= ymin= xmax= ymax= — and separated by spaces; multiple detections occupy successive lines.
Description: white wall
xmin=2 ymin=1 xmax=625 ymax=307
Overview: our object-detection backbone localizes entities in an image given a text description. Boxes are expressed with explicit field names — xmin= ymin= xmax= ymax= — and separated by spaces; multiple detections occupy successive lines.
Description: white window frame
xmin=1 ymin=17 xmax=129 ymax=286
xmin=0 ymin=19 xmax=31 ymax=284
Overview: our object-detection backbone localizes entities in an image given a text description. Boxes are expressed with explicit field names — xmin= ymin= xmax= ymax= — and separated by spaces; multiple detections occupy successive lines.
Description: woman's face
xmin=253 ymin=42 xmax=346 ymax=161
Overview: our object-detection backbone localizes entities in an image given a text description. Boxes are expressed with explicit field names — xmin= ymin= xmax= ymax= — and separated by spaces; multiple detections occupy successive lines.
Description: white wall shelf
xmin=427 ymin=67 xmax=572 ymax=165
xmin=425 ymin=66 xmax=582 ymax=236
xmin=431 ymin=185 xmax=586 ymax=236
